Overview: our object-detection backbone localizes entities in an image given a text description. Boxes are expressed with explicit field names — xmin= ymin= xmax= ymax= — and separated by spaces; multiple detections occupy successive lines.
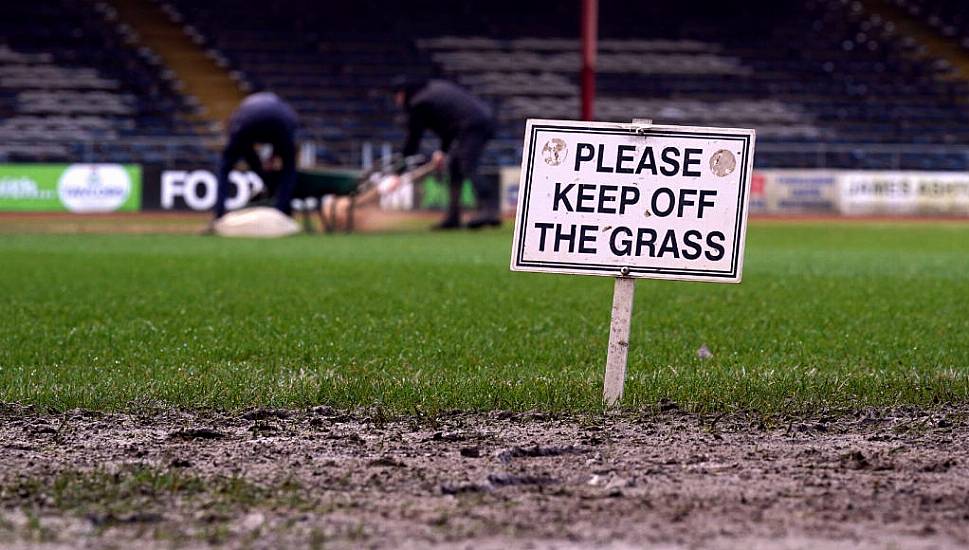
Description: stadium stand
xmin=161 ymin=0 xmax=430 ymax=166
xmin=896 ymin=0 xmax=969 ymax=47
xmin=0 ymin=0 xmax=212 ymax=164
xmin=160 ymin=0 xmax=969 ymax=170
xmin=4 ymin=0 xmax=969 ymax=170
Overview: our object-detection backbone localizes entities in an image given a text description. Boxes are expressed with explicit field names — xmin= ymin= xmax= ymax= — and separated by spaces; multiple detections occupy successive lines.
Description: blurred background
xmin=2 ymin=0 xmax=969 ymax=218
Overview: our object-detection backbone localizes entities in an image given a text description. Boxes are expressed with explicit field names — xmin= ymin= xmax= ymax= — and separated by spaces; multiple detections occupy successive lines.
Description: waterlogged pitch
xmin=1 ymin=221 xmax=968 ymax=413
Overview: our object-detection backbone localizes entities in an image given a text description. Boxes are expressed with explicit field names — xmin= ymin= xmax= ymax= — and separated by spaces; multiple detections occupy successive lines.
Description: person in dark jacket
xmin=393 ymin=78 xmax=499 ymax=229
xmin=214 ymin=92 xmax=298 ymax=219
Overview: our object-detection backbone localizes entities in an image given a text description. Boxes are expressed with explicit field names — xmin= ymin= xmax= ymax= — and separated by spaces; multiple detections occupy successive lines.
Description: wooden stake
xmin=603 ymin=276 xmax=635 ymax=406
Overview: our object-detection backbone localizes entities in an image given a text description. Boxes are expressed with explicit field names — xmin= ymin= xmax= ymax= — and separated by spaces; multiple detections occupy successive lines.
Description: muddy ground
xmin=1 ymin=404 xmax=967 ymax=549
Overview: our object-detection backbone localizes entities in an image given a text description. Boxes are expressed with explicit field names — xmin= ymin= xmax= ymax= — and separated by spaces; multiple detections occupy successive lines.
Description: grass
xmin=0 ymin=221 xmax=968 ymax=413
xmin=1 ymin=465 xmax=289 ymax=514
xmin=0 ymin=464 xmax=308 ymax=544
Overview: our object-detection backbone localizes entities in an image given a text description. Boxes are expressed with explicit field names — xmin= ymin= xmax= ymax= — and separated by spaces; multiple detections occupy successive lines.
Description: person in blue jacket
xmin=214 ymin=92 xmax=298 ymax=219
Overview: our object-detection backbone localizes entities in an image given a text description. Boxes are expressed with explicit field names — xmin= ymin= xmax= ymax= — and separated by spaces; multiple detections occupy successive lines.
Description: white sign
xmin=839 ymin=171 xmax=969 ymax=216
xmin=161 ymin=169 xmax=263 ymax=211
xmin=510 ymin=119 xmax=756 ymax=283
xmin=57 ymin=164 xmax=131 ymax=213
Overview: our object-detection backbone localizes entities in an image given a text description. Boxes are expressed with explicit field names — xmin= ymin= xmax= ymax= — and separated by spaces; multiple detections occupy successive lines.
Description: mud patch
xmin=1 ymin=405 xmax=968 ymax=548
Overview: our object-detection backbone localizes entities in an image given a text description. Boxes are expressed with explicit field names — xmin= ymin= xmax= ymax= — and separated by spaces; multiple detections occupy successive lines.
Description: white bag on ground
xmin=212 ymin=207 xmax=300 ymax=238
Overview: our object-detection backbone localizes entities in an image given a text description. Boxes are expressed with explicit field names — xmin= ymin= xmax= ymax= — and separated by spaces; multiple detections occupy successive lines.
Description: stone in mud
xmin=486 ymin=472 xmax=557 ymax=487
xmin=460 ymin=447 xmax=482 ymax=458
xmin=440 ymin=482 xmax=492 ymax=495
xmin=495 ymin=445 xmax=587 ymax=463
xmin=168 ymin=428 xmax=225 ymax=440
xmin=242 ymin=408 xmax=291 ymax=421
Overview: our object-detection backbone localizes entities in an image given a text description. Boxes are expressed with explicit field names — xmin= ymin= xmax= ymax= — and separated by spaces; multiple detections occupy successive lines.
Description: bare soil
xmin=1 ymin=404 xmax=968 ymax=549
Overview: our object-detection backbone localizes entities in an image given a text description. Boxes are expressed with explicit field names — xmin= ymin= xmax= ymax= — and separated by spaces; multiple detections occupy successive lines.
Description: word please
xmin=574 ymin=143 xmax=703 ymax=177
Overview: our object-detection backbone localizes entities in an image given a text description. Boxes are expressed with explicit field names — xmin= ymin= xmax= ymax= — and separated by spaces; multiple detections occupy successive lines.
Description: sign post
xmin=510 ymin=118 xmax=756 ymax=406
xmin=603 ymin=274 xmax=635 ymax=405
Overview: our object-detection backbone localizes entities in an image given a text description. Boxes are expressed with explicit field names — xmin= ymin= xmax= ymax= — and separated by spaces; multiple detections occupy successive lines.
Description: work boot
xmin=432 ymin=215 xmax=463 ymax=230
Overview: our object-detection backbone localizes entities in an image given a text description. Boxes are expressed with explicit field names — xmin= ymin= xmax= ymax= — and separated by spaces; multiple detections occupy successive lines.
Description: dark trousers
xmin=215 ymin=131 xmax=296 ymax=219
xmin=445 ymin=123 xmax=495 ymax=218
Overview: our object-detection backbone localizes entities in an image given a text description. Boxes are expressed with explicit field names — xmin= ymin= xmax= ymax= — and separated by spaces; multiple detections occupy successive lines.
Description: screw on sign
xmin=510 ymin=119 xmax=756 ymax=406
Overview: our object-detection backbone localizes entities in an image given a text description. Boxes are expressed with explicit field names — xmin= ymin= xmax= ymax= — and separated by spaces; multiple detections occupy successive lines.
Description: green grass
xmin=1 ymin=465 xmax=295 ymax=514
xmin=1 ymin=221 xmax=968 ymax=413
xmin=0 ymin=464 xmax=308 ymax=544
